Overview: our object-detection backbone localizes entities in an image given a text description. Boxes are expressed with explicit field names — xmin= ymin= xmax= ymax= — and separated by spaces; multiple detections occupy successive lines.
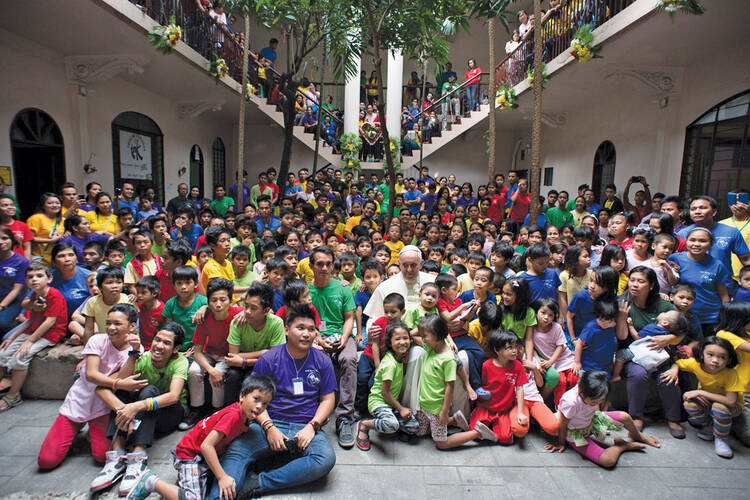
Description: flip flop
xmin=0 ymin=394 xmax=22 ymax=412
xmin=355 ymin=422 xmax=370 ymax=451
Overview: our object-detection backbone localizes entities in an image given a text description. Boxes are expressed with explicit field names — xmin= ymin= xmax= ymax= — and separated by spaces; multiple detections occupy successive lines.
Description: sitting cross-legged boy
xmin=180 ymin=278 xmax=244 ymax=430
xmin=0 ymin=262 xmax=68 ymax=411
xmin=91 ymin=322 xmax=189 ymax=496
xmin=127 ymin=376 xmax=275 ymax=500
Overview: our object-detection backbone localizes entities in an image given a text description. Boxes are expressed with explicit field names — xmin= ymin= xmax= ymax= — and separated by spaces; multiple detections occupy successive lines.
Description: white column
xmin=386 ymin=50 xmax=404 ymax=136
xmin=344 ymin=34 xmax=362 ymax=136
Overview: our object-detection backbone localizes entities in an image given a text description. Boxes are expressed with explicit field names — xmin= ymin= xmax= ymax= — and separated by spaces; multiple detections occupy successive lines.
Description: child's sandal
xmin=0 ymin=394 xmax=22 ymax=412
xmin=355 ymin=422 xmax=370 ymax=451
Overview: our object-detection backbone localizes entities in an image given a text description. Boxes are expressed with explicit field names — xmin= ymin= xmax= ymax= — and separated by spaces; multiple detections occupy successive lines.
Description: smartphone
xmin=630 ymin=176 xmax=641 ymax=183
xmin=729 ymin=192 xmax=737 ymax=206
xmin=77 ymin=194 xmax=86 ymax=201
xmin=739 ymin=192 xmax=749 ymax=204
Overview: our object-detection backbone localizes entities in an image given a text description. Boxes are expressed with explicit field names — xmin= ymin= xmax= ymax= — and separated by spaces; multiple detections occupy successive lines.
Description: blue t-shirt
xmin=60 ymin=233 xmax=110 ymax=261
xmin=735 ymin=287 xmax=750 ymax=302
xmin=458 ymin=290 xmax=497 ymax=321
xmin=637 ymin=323 xmax=668 ymax=338
xmin=421 ymin=193 xmax=437 ymax=213
xmin=259 ymin=47 xmax=277 ymax=67
xmin=171 ymin=224 xmax=203 ymax=249
xmin=117 ymin=199 xmax=139 ymax=218
xmin=354 ymin=289 xmax=372 ymax=328
xmin=0 ymin=253 xmax=29 ymax=296
xmin=521 ymin=269 xmax=561 ymax=303
xmin=285 ymin=185 xmax=302 ymax=196
xmin=523 ymin=213 xmax=547 ymax=227
xmin=404 ymin=190 xmax=423 ymax=215
xmin=252 ymin=344 xmax=338 ymax=423
xmin=256 ymin=215 xmax=281 ymax=234
xmin=668 ymin=253 xmax=730 ymax=323
xmin=51 ymin=266 xmax=92 ymax=318
xmin=586 ymin=203 xmax=602 ymax=215
xmin=579 ymin=319 xmax=616 ymax=373
xmin=567 ymin=289 xmax=595 ymax=339
xmin=677 ymin=223 xmax=749 ymax=282
xmin=273 ymin=288 xmax=285 ymax=313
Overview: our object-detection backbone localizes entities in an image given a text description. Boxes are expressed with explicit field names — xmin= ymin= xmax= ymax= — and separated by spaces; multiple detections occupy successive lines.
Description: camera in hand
xmin=630 ymin=176 xmax=641 ymax=183
xmin=283 ymin=437 xmax=303 ymax=457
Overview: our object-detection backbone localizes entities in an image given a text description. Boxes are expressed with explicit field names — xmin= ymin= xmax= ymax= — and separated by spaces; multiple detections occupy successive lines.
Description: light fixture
xmin=83 ymin=153 xmax=96 ymax=174
xmin=79 ymin=85 xmax=88 ymax=97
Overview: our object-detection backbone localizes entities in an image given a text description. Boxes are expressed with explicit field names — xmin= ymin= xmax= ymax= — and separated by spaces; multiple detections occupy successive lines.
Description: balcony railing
xmin=494 ymin=0 xmax=636 ymax=90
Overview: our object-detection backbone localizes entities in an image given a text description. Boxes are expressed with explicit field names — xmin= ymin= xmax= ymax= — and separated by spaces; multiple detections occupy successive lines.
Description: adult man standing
xmin=583 ymin=189 xmax=602 ymax=216
xmin=504 ymin=170 xmax=519 ymax=209
xmin=677 ymin=195 xmax=750 ymax=283
xmin=116 ymin=182 xmax=139 ymax=217
xmin=255 ymin=196 xmax=281 ymax=233
xmin=59 ymin=183 xmax=82 ymax=219
xmin=228 ymin=171 xmax=251 ymax=211
xmin=546 ymin=191 xmax=574 ymax=229
xmin=403 ymin=178 xmax=422 ymax=215
xmin=344 ymin=200 xmax=378 ymax=240
xmin=660 ymin=195 xmax=685 ymax=233
xmin=210 ymin=185 xmax=235 ymax=216
xmin=166 ymin=184 xmax=192 ymax=223
xmin=418 ymin=166 xmax=435 ymax=186
xmin=719 ymin=192 xmax=750 ymax=280
xmin=307 ymin=246 xmax=357 ymax=448
xmin=331 ymin=169 xmax=348 ymax=200
xmin=208 ymin=304 xmax=336 ymax=500
xmin=250 ymin=171 xmax=273 ymax=209
xmin=602 ymin=184 xmax=624 ymax=214
xmin=258 ymin=38 xmax=278 ymax=69
xmin=623 ymin=176 xmax=652 ymax=225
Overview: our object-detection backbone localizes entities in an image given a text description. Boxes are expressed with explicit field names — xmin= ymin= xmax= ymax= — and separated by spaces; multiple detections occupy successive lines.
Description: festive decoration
xmin=527 ymin=63 xmax=549 ymax=89
xmin=340 ymin=133 xmax=362 ymax=173
xmin=244 ymin=81 xmax=256 ymax=102
xmin=495 ymin=86 xmax=518 ymax=110
xmin=148 ymin=15 xmax=182 ymax=55
xmin=360 ymin=122 xmax=382 ymax=145
xmin=569 ymin=24 xmax=601 ymax=63
xmin=383 ymin=136 xmax=401 ymax=173
xmin=208 ymin=54 xmax=229 ymax=83
xmin=657 ymin=0 xmax=706 ymax=23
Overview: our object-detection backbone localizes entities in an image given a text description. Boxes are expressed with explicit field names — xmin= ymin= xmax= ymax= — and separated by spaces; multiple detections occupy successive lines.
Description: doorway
xmin=592 ymin=140 xmax=616 ymax=203
xmin=190 ymin=145 xmax=205 ymax=196
xmin=10 ymin=108 xmax=66 ymax=219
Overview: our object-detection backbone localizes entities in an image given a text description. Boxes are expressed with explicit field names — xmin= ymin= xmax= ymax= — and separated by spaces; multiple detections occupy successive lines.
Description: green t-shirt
xmin=628 ymin=298 xmax=674 ymax=332
xmin=308 ymin=280 xmax=355 ymax=338
xmin=377 ymin=183 xmax=390 ymax=203
xmin=162 ymin=294 xmax=208 ymax=349
xmin=151 ymin=241 xmax=165 ymax=256
xmin=210 ymin=197 xmax=235 ymax=216
xmin=134 ymin=352 xmax=189 ymax=410
xmin=403 ymin=306 xmax=438 ymax=330
xmin=234 ymin=270 xmax=258 ymax=288
xmin=546 ymin=206 xmax=574 ymax=228
xmin=566 ymin=199 xmax=576 ymax=211
xmin=368 ymin=352 xmax=405 ymax=413
xmin=502 ymin=307 xmax=537 ymax=339
xmin=227 ymin=313 xmax=286 ymax=352
xmin=341 ymin=276 xmax=361 ymax=298
xmin=230 ymin=238 xmax=257 ymax=264
xmin=418 ymin=346 xmax=456 ymax=415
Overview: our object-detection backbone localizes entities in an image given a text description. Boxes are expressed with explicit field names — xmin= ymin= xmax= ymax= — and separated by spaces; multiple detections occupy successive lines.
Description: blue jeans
xmin=452 ymin=334 xmax=484 ymax=388
xmin=355 ymin=354 xmax=376 ymax=413
xmin=208 ymin=421 xmax=335 ymax=499
xmin=0 ymin=296 xmax=23 ymax=339
xmin=466 ymin=84 xmax=478 ymax=111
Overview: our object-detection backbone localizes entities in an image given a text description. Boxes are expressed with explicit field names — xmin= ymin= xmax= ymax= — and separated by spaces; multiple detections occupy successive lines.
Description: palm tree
xmin=529 ymin=0 xmax=543 ymax=220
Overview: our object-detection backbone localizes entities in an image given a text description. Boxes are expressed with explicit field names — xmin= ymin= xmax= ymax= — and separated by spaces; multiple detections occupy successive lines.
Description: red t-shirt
xmin=611 ymin=237 xmax=634 ymax=251
xmin=440 ymin=212 xmax=455 ymax=225
xmin=7 ymin=220 xmax=33 ymax=256
xmin=155 ymin=269 xmax=199 ymax=303
xmin=175 ymin=403 xmax=250 ymax=459
xmin=437 ymin=297 xmax=467 ymax=337
xmin=480 ymin=358 xmax=528 ymax=413
xmin=363 ymin=316 xmax=389 ymax=359
xmin=138 ymin=301 xmax=165 ymax=350
xmin=487 ymin=194 xmax=507 ymax=222
xmin=275 ymin=304 xmax=321 ymax=327
xmin=193 ymin=235 xmax=208 ymax=254
xmin=510 ymin=192 xmax=530 ymax=223
xmin=193 ymin=306 xmax=244 ymax=356
xmin=27 ymin=287 xmax=68 ymax=344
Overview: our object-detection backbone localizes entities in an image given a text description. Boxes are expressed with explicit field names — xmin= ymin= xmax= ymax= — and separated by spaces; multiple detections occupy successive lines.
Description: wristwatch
xmin=308 ymin=420 xmax=321 ymax=432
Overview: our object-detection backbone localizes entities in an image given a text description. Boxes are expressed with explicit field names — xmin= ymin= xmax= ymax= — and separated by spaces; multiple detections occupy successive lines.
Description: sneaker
xmin=714 ymin=437 xmax=733 ymax=458
xmin=236 ymin=472 xmax=262 ymax=500
xmin=697 ymin=425 xmax=714 ymax=441
xmin=475 ymin=387 xmax=491 ymax=401
xmin=337 ymin=420 xmax=355 ymax=449
xmin=178 ymin=410 xmax=202 ymax=431
xmin=126 ymin=469 xmax=154 ymax=500
xmin=355 ymin=422 xmax=371 ymax=451
xmin=90 ymin=450 xmax=126 ymax=492
xmin=118 ymin=451 xmax=148 ymax=496
xmin=475 ymin=421 xmax=498 ymax=442
xmin=452 ymin=410 xmax=469 ymax=431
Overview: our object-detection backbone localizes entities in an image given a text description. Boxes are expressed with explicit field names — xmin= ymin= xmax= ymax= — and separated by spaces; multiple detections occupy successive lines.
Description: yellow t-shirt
xmin=82 ymin=294 xmax=132 ymax=332
xmin=335 ymin=222 xmax=346 ymax=237
xmin=558 ymin=269 xmax=592 ymax=302
xmin=457 ymin=272 xmax=474 ymax=294
xmin=384 ymin=240 xmax=404 ymax=266
xmin=719 ymin=217 xmax=750 ymax=280
xmin=395 ymin=183 xmax=405 ymax=194
xmin=201 ymin=258 xmax=235 ymax=293
xmin=571 ymin=210 xmax=590 ymax=228
xmin=124 ymin=257 xmax=159 ymax=285
xmin=85 ymin=211 xmax=121 ymax=235
xmin=617 ymin=272 xmax=629 ymax=296
xmin=676 ymin=357 xmax=744 ymax=406
xmin=26 ymin=213 xmax=62 ymax=263
xmin=344 ymin=216 xmax=379 ymax=234
xmin=717 ymin=330 xmax=750 ymax=393
xmin=297 ymin=257 xmax=314 ymax=284
xmin=468 ymin=319 xmax=491 ymax=355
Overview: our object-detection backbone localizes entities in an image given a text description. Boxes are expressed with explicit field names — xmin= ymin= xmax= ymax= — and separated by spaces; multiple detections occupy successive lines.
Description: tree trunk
xmin=278 ymin=83 xmax=297 ymax=186
xmin=312 ymin=41 xmax=327 ymax=174
xmin=372 ymin=47 xmax=396 ymax=221
xmin=487 ymin=17 xmax=496 ymax=182
xmin=235 ymin=14 xmax=250 ymax=210
xmin=529 ymin=0 xmax=543 ymax=221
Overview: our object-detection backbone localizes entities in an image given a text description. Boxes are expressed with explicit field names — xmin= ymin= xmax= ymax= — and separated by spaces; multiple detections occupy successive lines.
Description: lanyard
xmin=731 ymin=217 xmax=750 ymax=233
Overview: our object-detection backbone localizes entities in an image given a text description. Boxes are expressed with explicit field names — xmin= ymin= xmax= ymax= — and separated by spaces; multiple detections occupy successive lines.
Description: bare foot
xmin=0 ymin=377 xmax=11 ymax=392
xmin=613 ymin=437 xmax=646 ymax=452
xmin=610 ymin=375 xmax=622 ymax=383
xmin=633 ymin=433 xmax=661 ymax=448
xmin=632 ymin=418 xmax=644 ymax=431
xmin=67 ymin=335 xmax=82 ymax=346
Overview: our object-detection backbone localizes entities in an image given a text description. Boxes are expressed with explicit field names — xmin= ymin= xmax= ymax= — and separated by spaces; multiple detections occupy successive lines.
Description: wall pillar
xmin=386 ymin=50 xmax=404 ymax=137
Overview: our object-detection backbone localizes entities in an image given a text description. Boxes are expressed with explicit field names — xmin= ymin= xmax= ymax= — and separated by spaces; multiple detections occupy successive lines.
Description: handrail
xmin=295 ymin=89 xmax=343 ymax=124
xmin=405 ymin=72 xmax=489 ymax=127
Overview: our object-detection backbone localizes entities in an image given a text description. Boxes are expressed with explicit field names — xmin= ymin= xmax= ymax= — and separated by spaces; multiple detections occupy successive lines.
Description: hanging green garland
xmin=570 ymin=24 xmax=602 ymax=63
xmin=657 ymin=0 xmax=706 ymax=23
xmin=340 ymin=133 xmax=362 ymax=174
xmin=148 ymin=15 xmax=182 ymax=55
xmin=527 ymin=63 xmax=549 ymax=89
xmin=208 ymin=54 xmax=229 ymax=83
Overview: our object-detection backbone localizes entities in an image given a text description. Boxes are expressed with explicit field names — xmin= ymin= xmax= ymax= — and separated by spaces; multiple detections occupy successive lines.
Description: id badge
xmin=292 ymin=377 xmax=304 ymax=395
xmin=318 ymin=321 xmax=327 ymax=333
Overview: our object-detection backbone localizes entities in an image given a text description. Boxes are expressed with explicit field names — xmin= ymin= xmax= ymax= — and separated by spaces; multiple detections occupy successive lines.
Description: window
xmin=592 ymin=141 xmax=616 ymax=203
xmin=190 ymin=145 xmax=204 ymax=196
xmin=543 ymin=167 xmax=554 ymax=186
xmin=212 ymin=137 xmax=226 ymax=187
xmin=111 ymin=112 xmax=164 ymax=203
xmin=681 ymin=89 xmax=750 ymax=216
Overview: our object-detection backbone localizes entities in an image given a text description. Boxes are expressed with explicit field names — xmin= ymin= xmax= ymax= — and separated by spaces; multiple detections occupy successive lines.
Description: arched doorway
xmin=212 ymin=137 xmax=226 ymax=188
xmin=189 ymin=145 xmax=204 ymax=196
xmin=681 ymin=89 xmax=750 ymax=216
xmin=10 ymin=108 xmax=65 ymax=218
xmin=592 ymin=140 xmax=616 ymax=203
xmin=112 ymin=112 xmax=164 ymax=204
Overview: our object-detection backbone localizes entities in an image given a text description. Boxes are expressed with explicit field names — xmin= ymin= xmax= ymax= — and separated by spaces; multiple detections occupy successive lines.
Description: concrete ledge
xmin=22 ymin=344 xmax=82 ymax=400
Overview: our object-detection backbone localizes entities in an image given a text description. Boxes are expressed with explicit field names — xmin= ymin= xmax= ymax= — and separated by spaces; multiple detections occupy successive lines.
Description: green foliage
xmin=656 ymin=0 xmax=706 ymax=23
xmin=208 ymin=53 xmax=229 ymax=83
xmin=382 ymin=137 xmax=401 ymax=173
xmin=148 ymin=15 xmax=181 ymax=55
xmin=527 ymin=63 xmax=548 ymax=89
xmin=495 ymin=85 xmax=518 ymax=110
xmin=469 ymin=0 xmax=514 ymax=32
xmin=569 ymin=24 xmax=602 ymax=63
xmin=340 ymin=133 xmax=363 ymax=173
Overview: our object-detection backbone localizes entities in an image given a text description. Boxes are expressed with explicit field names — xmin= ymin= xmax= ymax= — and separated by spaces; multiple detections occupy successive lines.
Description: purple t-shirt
xmin=252 ymin=344 xmax=337 ymax=423
xmin=0 ymin=252 xmax=29 ymax=296
xmin=60 ymin=234 xmax=110 ymax=261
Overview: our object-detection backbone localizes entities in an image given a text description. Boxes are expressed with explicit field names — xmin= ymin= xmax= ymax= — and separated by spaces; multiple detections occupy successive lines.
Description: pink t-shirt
xmin=532 ymin=322 xmax=575 ymax=371
xmin=521 ymin=356 xmax=544 ymax=403
xmin=58 ymin=334 xmax=132 ymax=423
xmin=558 ymin=385 xmax=596 ymax=430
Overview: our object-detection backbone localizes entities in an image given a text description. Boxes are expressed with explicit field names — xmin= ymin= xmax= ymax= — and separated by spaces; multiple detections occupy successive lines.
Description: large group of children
xmin=0 ymin=167 xmax=749 ymax=499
